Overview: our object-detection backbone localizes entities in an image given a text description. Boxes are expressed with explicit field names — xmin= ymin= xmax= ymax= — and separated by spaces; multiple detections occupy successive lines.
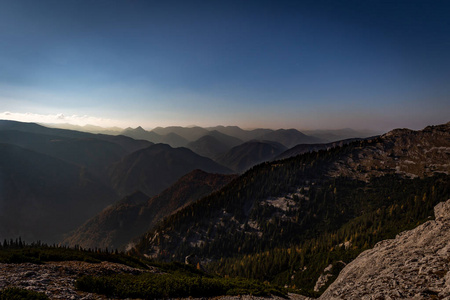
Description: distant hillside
xmin=187 ymin=131 xmax=243 ymax=160
xmin=0 ymin=120 xmax=152 ymax=154
xmin=63 ymin=170 xmax=236 ymax=250
xmin=0 ymin=121 xmax=152 ymax=182
xmin=187 ymin=135 xmax=230 ymax=160
xmin=0 ymin=130 xmax=127 ymax=180
xmin=152 ymin=126 xmax=209 ymax=142
xmin=132 ymin=122 xmax=450 ymax=295
xmin=0 ymin=143 xmax=118 ymax=243
xmin=122 ymin=127 xmax=188 ymax=147
xmin=43 ymin=123 xmax=124 ymax=135
xmin=303 ymin=128 xmax=380 ymax=143
xmin=207 ymin=126 xmax=273 ymax=142
xmin=256 ymin=129 xmax=324 ymax=148
xmin=122 ymin=126 xmax=162 ymax=143
xmin=217 ymin=140 xmax=287 ymax=173
xmin=275 ymin=138 xmax=367 ymax=161
xmin=109 ymin=143 xmax=233 ymax=197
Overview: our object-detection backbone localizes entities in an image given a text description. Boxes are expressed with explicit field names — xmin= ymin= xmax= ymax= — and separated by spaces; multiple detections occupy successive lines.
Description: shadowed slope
xmin=0 ymin=143 xmax=118 ymax=243
xmin=64 ymin=170 xmax=236 ymax=250
xmin=109 ymin=144 xmax=232 ymax=197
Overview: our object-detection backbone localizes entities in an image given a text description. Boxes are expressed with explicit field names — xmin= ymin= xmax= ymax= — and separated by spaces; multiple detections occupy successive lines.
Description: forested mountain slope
xmin=275 ymin=138 xmax=367 ymax=161
xmin=132 ymin=122 xmax=450 ymax=295
xmin=63 ymin=170 xmax=236 ymax=251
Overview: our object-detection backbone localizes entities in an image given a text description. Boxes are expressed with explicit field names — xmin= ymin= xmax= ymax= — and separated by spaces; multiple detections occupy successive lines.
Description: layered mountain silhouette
xmin=63 ymin=170 xmax=236 ymax=250
xmin=108 ymin=143 xmax=232 ymax=197
xmin=256 ymin=128 xmax=324 ymax=148
xmin=216 ymin=140 xmax=287 ymax=173
xmin=0 ymin=120 xmax=240 ymax=244
xmin=187 ymin=130 xmax=243 ymax=160
xmin=206 ymin=126 xmax=274 ymax=142
xmin=122 ymin=126 xmax=189 ymax=148
xmin=152 ymin=126 xmax=210 ymax=142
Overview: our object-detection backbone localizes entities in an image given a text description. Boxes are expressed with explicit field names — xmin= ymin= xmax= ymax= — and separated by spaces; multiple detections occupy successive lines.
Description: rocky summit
xmin=320 ymin=199 xmax=450 ymax=300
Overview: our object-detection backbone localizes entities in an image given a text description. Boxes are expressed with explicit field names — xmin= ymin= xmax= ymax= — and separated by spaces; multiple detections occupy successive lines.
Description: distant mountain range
xmin=119 ymin=125 xmax=374 ymax=149
xmin=0 ymin=120 xmax=236 ymax=243
xmin=130 ymin=122 xmax=450 ymax=295
xmin=2 ymin=118 xmax=446 ymax=298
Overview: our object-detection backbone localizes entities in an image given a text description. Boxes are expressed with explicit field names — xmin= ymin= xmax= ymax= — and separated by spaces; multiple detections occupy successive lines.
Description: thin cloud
xmin=0 ymin=111 xmax=127 ymax=128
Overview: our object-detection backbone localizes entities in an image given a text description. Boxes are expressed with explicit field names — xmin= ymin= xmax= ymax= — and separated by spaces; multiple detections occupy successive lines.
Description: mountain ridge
xmin=63 ymin=170 xmax=237 ymax=250
xmin=108 ymin=143 xmax=233 ymax=197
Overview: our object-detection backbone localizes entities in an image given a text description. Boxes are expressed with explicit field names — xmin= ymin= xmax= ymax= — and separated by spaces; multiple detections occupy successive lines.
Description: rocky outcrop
xmin=0 ymin=260 xmax=308 ymax=300
xmin=328 ymin=122 xmax=450 ymax=180
xmin=0 ymin=261 xmax=155 ymax=299
xmin=320 ymin=199 xmax=450 ymax=299
xmin=314 ymin=262 xmax=346 ymax=293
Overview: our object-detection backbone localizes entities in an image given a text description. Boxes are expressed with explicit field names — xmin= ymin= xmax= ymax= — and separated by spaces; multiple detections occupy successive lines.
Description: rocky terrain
xmin=328 ymin=122 xmax=450 ymax=180
xmin=320 ymin=199 xmax=450 ymax=299
xmin=0 ymin=261 xmax=154 ymax=299
xmin=0 ymin=261 xmax=309 ymax=300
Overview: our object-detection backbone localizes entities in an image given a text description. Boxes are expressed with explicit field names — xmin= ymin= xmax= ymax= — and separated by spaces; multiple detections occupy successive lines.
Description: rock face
xmin=320 ymin=199 xmax=450 ymax=300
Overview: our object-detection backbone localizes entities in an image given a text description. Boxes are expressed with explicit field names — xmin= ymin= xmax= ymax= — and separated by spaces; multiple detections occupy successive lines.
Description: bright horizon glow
xmin=1 ymin=1 xmax=449 ymax=133
xmin=1 ymin=110 xmax=447 ymax=134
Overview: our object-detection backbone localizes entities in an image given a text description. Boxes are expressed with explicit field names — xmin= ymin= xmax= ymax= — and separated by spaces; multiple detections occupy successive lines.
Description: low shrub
xmin=0 ymin=287 xmax=49 ymax=300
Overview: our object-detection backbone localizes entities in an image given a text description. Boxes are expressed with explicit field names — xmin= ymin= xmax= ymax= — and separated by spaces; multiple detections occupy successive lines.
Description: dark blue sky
xmin=1 ymin=0 xmax=449 ymax=130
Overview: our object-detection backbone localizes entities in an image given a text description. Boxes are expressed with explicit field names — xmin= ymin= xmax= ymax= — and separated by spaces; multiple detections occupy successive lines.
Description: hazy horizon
xmin=1 ymin=1 xmax=449 ymax=132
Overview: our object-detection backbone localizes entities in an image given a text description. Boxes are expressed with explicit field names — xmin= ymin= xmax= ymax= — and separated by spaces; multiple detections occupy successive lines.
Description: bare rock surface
xmin=0 ymin=260 xmax=307 ymax=300
xmin=328 ymin=122 xmax=450 ymax=180
xmin=179 ymin=294 xmax=310 ymax=300
xmin=320 ymin=199 xmax=450 ymax=299
xmin=0 ymin=260 xmax=153 ymax=299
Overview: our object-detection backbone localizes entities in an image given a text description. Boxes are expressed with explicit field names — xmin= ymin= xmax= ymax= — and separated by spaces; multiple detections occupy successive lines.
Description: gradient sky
xmin=0 ymin=0 xmax=449 ymax=131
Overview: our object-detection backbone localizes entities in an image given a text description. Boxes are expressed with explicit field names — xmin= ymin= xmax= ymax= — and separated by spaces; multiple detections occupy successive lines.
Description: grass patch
xmin=0 ymin=287 xmax=49 ymax=300
xmin=76 ymin=272 xmax=287 ymax=299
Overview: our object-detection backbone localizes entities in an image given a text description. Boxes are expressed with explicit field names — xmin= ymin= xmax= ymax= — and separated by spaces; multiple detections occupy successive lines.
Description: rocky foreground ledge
xmin=0 ymin=260 xmax=152 ymax=299
xmin=320 ymin=199 xmax=450 ymax=300
xmin=0 ymin=260 xmax=308 ymax=300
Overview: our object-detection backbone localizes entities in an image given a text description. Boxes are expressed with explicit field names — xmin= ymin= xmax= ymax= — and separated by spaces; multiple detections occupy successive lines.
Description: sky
xmin=0 ymin=0 xmax=449 ymax=132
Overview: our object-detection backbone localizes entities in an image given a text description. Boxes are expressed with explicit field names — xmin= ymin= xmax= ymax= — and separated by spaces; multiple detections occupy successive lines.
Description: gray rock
xmin=0 ymin=261 xmax=152 ymax=299
xmin=320 ymin=199 xmax=450 ymax=299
